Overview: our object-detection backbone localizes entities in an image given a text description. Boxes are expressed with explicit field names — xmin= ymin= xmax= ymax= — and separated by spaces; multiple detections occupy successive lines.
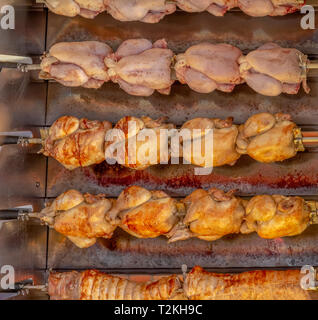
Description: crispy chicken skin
xmin=239 ymin=43 xmax=309 ymax=96
xmin=175 ymin=43 xmax=243 ymax=94
xmin=240 ymin=195 xmax=310 ymax=238
xmin=105 ymin=0 xmax=176 ymax=23
xmin=106 ymin=186 xmax=179 ymax=238
xmin=38 ymin=190 xmax=117 ymax=248
xmin=41 ymin=116 xmax=112 ymax=170
xmin=168 ymin=188 xmax=245 ymax=242
xmin=105 ymin=39 xmax=174 ymax=96
xmin=40 ymin=41 xmax=112 ymax=89
xmin=236 ymin=113 xmax=298 ymax=163
xmin=105 ymin=116 xmax=175 ymax=170
xmin=49 ymin=270 xmax=183 ymax=300
xmin=37 ymin=187 xmax=312 ymax=248
xmin=184 ymin=266 xmax=312 ymax=300
xmin=181 ymin=117 xmax=241 ymax=167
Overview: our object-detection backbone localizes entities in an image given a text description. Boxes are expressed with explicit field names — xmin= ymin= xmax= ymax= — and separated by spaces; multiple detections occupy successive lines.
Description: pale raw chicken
xmin=168 ymin=188 xmax=245 ymax=242
xmin=40 ymin=41 xmax=113 ymax=89
xmin=175 ymin=43 xmax=243 ymax=93
xmin=37 ymin=190 xmax=117 ymax=248
xmin=240 ymin=195 xmax=310 ymax=238
xmin=105 ymin=0 xmax=176 ymax=22
xmin=105 ymin=116 xmax=175 ymax=170
xmin=105 ymin=39 xmax=174 ymax=96
xmin=45 ymin=0 xmax=107 ymax=19
xmin=176 ymin=0 xmax=238 ymax=16
xmin=236 ymin=113 xmax=301 ymax=163
xmin=106 ymin=186 xmax=179 ymax=238
xmin=238 ymin=0 xmax=304 ymax=17
xmin=41 ymin=116 xmax=112 ymax=170
xmin=180 ymin=117 xmax=241 ymax=167
xmin=239 ymin=43 xmax=309 ymax=96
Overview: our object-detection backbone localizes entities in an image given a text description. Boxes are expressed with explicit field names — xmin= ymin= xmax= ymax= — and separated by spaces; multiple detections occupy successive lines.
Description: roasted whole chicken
xmin=105 ymin=39 xmax=174 ymax=96
xmin=184 ymin=266 xmax=313 ymax=300
xmin=180 ymin=117 xmax=241 ymax=167
xmin=236 ymin=113 xmax=300 ymax=163
xmin=105 ymin=116 xmax=175 ymax=170
xmin=175 ymin=43 xmax=243 ymax=93
xmin=36 ymin=186 xmax=314 ymax=248
xmin=42 ymin=112 xmax=304 ymax=169
xmin=38 ymin=189 xmax=116 ymax=248
xmin=41 ymin=116 xmax=112 ymax=170
xmin=239 ymin=43 xmax=309 ymax=96
xmin=106 ymin=186 xmax=180 ymax=238
xmin=40 ymin=41 xmax=113 ymax=89
xmin=105 ymin=0 xmax=177 ymax=22
xmin=49 ymin=270 xmax=183 ymax=300
xmin=168 ymin=189 xmax=245 ymax=242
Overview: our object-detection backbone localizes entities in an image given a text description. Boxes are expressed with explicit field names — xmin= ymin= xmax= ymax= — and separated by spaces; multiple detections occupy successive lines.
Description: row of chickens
xmin=40 ymin=40 xmax=309 ymax=97
xmin=45 ymin=0 xmax=305 ymax=20
xmin=49 ymin=266 xmax=313 ymax=300
xmin=41 ymin=112 xmax=304 ymax=171
xmin=37 ymin=185 xmax=312 ymax=248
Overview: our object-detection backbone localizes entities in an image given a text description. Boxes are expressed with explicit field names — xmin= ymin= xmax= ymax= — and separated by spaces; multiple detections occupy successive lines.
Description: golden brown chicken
xmin=41 ymin=116 xmax=112 ymax=170
xmin=184 ymin=266 xmax=313 ymax=300
xmin=106 ymin=186 xmax=180 ymax=238
xmin=38 ymin=190 xmax=117 ymax=248
xmin=168 ymin=188 xmax=245 ymax=242
xmin=236 ymin=112 xmax=301 ymax=163
xmin=49 ymin=270 xmax=184 ymax=300
xmin=175 ymin=43 xmax=243 ymax=93
xmin=105 ymin=116 xmax=175 ymax=170
xmin=239 ymin=43 xmax=309 ymax=96
xmin=240 ymin=194 xmax=310 ymax=238
xmin=105 ymin=39 xmax=175 ymax=96
xmin=40 ymin=41 xmax=113 ymax=89
xmin=180 ymin=117 xmax=241 ymax=167
xmin=34 ymin=187 xmax=314 ymax=247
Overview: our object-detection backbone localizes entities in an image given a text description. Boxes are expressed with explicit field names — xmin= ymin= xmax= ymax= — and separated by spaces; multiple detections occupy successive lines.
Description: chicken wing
xmin=38 ymin=190 xmax=116 ymax=248
xmin=184 ymin=266 xmax=312 ymax=300
xmin=105 ymin=39 xmax=174 ymax=96
xmin=236 ymin=112 xmax=300 ymax=163
xmin=40 ymin=41 xmax=113 ymax=89
xmin=175 ymin=43 xmax=243 ymax=93
xmin=49 ymin=270 xmax=183 ymax=300
xmin=105 ymin=0 xmax=176 ymax=22
xmin=105 ymin=116 xmax=175 ymax=170
xmin=106 ymin=186 xmax=179 ymax=238
xmin=41 ymin=116 xmax=112 ymax=170
xmin=239 ymin=43 xmax=309 ymax=96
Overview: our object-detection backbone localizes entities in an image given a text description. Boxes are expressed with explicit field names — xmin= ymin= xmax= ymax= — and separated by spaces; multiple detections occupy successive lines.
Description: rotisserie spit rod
xmin=37 ymin=0 xmax=309 ymax=20
xmin=19 ymin=186 xmax=318 ymax=248
xmin=12 ymin=265 xmax=318 ymax=300
xmin=2 ymin=40 xmax=318 ymax=97
xmin=28 ymin=112 xmax=318 ymax=171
